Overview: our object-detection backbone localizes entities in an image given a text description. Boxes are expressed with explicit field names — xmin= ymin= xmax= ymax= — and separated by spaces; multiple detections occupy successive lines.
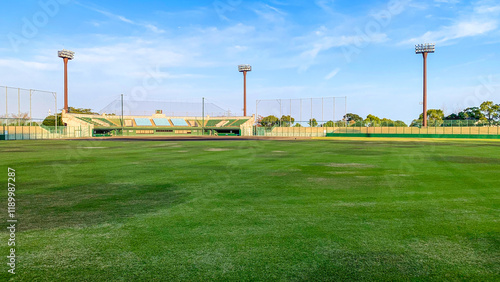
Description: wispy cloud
xmin=76 ymin=2 xmax=165 ymax=33
xmin=401 ymin=3 xmax=499 ymax=45
xmin=325 ymin=68 xmax=341 ymax=80
xmin=252 ymin=4 xmax=287 ymax=23
xmin=297 ymin=31 xmax=388 ymax=71
xmin=401 ymin=19 xmax=497 ymax=45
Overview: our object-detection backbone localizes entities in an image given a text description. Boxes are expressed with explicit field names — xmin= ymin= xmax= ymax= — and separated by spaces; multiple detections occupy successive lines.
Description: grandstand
xmin=135 ymin=118 xmax=153 ymax=126
xmin=61 ymin=111 xmax=255 ymax=137
xmin=153 ymin=118 xmax=172 ymax=126
xmin=170 ymin=118 xmax=189 ymax=127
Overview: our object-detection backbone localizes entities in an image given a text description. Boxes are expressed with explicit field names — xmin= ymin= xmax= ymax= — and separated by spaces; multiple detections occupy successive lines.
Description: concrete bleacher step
xmin=216 ymin=121 xmax=229 ymax=127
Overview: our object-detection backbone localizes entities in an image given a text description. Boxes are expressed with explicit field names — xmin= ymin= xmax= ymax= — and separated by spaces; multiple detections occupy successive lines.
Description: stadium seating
xmin=230 ymin=119 xmax=249 ymax=127
xmin=188 ymin=120 xmax=199 ymax=127
xmin=95 ymin=118 xmax=117 ymax=126
xmin=225 ymin=119 xmax=237 ymax=126
xmin=152 ymin=118 xmax=171 ymax=126
xmin=135 ymin=118 xmax=153 ymax=126
xmin=170 ymin=118 xmax=189 ymax=126
xmin=76 ymin=117 xmax=101 ymax=126
xmin=205 ymin=119 xmax=250 ymax=127
xmin=206 ymin=120 xmax=222 ymax=127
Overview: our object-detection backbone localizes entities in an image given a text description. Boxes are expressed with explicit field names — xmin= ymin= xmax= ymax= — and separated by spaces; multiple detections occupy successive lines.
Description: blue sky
xmin=0 ymin=0 xmax=499 ymax=122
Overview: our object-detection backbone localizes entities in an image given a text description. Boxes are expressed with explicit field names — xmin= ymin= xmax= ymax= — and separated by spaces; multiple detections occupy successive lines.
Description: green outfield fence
xmin=254 ymin=120 xmax=500 ymax=138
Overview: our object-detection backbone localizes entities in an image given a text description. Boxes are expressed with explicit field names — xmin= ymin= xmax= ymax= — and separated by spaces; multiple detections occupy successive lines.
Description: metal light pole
xmin=238 ymin=65 xmax=252 ymax=116
xmin=415 ymin=43 xmax=435 ymax=127
xmin=121 ymin=94 xmax=124 ymax=131
xmin=58 ymin=49 xmax=75 ymax=113
xmin=202 ymin=97 xmax=205 ymax=135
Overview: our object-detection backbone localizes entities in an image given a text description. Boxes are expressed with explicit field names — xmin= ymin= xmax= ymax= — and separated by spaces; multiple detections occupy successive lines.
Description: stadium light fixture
xmin=58 ymin=49 xmax=75 ymax=113
xmin=415 ymin=43 xmax=435 ymax=127
xmin=238 ymin=65 xmax=252 ymax=116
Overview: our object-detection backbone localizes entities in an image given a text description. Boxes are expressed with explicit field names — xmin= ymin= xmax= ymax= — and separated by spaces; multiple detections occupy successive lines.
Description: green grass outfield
xmin=1 ymin=138 xmax=499 ymax=281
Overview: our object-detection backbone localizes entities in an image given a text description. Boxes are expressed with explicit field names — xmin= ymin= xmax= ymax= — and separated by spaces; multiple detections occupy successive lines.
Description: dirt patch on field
xmin=435 ymin=156 xmax=500 ymax=164
xmin=205 ymin=148 xmax=232 ymax=152
xmin=308 ymin=177 xmax=332 ymax=183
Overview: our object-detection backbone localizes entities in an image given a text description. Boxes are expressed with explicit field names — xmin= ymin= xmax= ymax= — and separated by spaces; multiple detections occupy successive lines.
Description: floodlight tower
xmin=415 ymin=43 xmax=435 ymax=127
xmin=238 ymin=64 xmax=252 ymax=116
xmin=58 ymin=49 xmax=75 ymax=113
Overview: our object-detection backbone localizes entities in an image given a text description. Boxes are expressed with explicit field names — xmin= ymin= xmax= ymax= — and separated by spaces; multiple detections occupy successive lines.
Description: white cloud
xmin=0 ymin=58 xmax=57 ymax=71
xmin=401 ymin=2 xmax=499 ymax=45
xmin=252 ymin=4 xmax=287 ymax=23
xmin=76 ymin=2 xmax=165 ymax=34
xmin=401 ymin=19 xmax=497 ymax=45
xmin=325 ymin=68 xmax=341 ymax=80
xmin=434 ymin=0 xmax=460 ymax=4
xmin=475 ymin=5 xmax=500 ymax=14
xmin=297 ymin=32 xmax=388 ymax=71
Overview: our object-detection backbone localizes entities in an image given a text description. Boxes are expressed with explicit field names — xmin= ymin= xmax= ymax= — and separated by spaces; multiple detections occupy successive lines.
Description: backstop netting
xmin=256 ymin=97 xmax=347 ymax=126
xmin=99 ymin=98 xmax=229 ymax=117
xmin=0 ymin=86 xmax=57 ymax=125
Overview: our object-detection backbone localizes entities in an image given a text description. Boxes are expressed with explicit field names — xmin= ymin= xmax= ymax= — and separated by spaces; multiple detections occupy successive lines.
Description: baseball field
xmin=1 ymin=138 xmax=499 ymax=280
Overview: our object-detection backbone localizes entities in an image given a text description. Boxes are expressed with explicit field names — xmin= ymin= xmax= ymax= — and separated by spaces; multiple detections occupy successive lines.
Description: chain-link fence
xmin=253 ymin=119 xmax=500 ymax=137
xmin=256 ymin=97 xmax=347 ymax=125
xmin=1 ymin=118 xmax=93 ymax=140
xmin=0 ymin=86 xmax=57 ymax=121
xmin=99 ymin=98 xmax=231 ymax=117
xmin=331 ymin=119 xmax=500 ymax=137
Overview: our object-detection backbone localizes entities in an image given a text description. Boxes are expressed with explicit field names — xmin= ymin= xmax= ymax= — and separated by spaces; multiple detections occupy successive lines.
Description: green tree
xmin=380 ymin=118 xmax=394 ymax=126
xmin=68 ymin=107 xmax=99 ymax=115
xmin=364 ymin=114 xmax=381 ymax=126
xmin=260 ymin=115 xmax=279 ymax=127
xmin=293 ymin=123 xmax=302 ymax=127
xmin=461 ymin=107 xmax=484 ymax=120
xmin=344 ymin=113 xmax=363 ymax=122
xmin=394 ymin=120 xmax=408 ymax=127
xmin=480 ymin=101 xmax=499 ymax=125
xmin=444 ymin=113 xmax=461 ymax=120
xmin=308 ymin=118 xmax=318 ymax=127
xmin=280 ymin=115 xmax=295 ymax=127
xmin=42 ymin=115 xmax=64 ymax=126
xmin=412 ymin=109 xmax=445 ymax=126
xmin=323 ymin=120 xmax=335 ymax=127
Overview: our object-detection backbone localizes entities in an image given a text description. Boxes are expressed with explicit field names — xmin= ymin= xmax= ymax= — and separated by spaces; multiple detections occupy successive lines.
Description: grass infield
xmin=1 ymin=139 xmax=499 ymax=281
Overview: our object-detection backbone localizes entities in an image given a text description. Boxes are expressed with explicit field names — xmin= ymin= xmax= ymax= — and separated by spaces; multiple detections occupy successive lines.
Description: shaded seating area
xmin=206 ymin=120 xmax=222 ymax=127
xmin=76 ymin=117 xmax=101 ymax=126
xmin=135 ymin=118 xmax=153 ymax=126
xmin=95 ymin=118 xmax=117 ymax=126
xmin=153 ymin=118 xmax=172 ymax=126
xmin=230 ymin=119 xmax=249 ymax=126
xmin=170 ymin=118 xmax=189 ymax=126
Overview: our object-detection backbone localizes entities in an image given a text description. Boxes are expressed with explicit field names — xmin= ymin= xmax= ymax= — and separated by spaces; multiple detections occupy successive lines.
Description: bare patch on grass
xmin=307 ymin=177 xmax=332 ymax=183
xmin=328 ymin=171 xmax=356 ymax=175
xmin=355 ymin=176 xmax=375 ymax=179
xmin=205 ymin=148 xmax=232 ymax=152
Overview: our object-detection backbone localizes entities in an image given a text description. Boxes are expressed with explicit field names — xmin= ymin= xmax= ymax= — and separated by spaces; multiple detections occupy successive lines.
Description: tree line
xmin=257 ymin=100 xmax=499 ymax=127
xmin=409 ymin=101 xmax=500 ymax=126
